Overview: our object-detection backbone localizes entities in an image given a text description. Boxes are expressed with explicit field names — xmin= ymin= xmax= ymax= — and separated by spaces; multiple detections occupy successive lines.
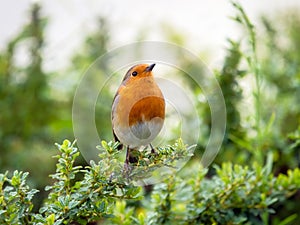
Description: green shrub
xmin=0 ymin=140 xmax=299 ymax=225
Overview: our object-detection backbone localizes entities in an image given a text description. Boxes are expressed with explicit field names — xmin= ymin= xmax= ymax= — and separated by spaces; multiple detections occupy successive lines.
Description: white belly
xmin=114 ymin=117 xmax=164 ymax=148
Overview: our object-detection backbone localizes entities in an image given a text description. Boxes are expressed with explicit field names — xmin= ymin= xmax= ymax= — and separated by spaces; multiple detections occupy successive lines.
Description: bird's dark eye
xmin=132 ymin=71 xmax=138 ymax=76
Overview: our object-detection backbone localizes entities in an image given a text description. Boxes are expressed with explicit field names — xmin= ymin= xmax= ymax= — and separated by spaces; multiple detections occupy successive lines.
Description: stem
xmin=232 ymin=1 xmax=263 ymax=164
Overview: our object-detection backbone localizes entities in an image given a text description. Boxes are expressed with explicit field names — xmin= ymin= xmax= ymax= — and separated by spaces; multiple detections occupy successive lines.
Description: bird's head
xmin=122 ymin=63 xmax=156 ymax=83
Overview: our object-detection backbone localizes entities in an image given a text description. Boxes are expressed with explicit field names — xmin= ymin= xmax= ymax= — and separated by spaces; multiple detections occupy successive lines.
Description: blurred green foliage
xmin=71 ymin=17 xmax=113 ymax=142
xmin=0 ymin=4 xmax=59 ymax=197
xmin=0 ymin=1 xmax=300 ymax=224
xmin=0 ymin=4 xmax=52 ymax=158
xmin=259 ymin=12 xmax=300 ymax=170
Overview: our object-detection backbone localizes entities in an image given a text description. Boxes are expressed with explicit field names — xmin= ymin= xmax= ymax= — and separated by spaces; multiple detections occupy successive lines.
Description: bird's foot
xmin=150 ymin=143 xmax=158 ymax=156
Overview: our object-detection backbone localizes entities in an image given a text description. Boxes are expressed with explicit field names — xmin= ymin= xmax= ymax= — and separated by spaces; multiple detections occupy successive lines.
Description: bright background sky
xmin=1 ymin=0 xmax=300 ymax=71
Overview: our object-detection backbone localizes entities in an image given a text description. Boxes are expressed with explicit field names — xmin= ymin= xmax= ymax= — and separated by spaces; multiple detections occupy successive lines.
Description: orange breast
xmin=114 ymin=76 xmax=165 ymax=127
xmin=129 ymin=96 xmax=165 ymax=126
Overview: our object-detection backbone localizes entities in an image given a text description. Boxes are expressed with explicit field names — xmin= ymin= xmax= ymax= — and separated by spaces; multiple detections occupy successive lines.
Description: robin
xmin=111 ymin=63 xmax=165 ymax=166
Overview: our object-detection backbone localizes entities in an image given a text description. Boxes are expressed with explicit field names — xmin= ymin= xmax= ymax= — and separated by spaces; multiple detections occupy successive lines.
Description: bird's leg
xmin=125 ymin=146 xmax=130 ymax=168
xmin=150 ymin=143 xmax=157 ymax=155
xmin=123 ymin=146 xmax=133 ymax=179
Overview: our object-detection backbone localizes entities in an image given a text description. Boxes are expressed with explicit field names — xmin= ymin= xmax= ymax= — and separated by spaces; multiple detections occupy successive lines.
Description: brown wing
xmin=112 ymin=91 xmax=123 ymax=150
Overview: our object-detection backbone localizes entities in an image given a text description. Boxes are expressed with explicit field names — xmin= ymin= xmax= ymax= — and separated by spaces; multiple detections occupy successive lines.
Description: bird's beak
xmin=145 ymin=63 xmax=156 ymax=72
